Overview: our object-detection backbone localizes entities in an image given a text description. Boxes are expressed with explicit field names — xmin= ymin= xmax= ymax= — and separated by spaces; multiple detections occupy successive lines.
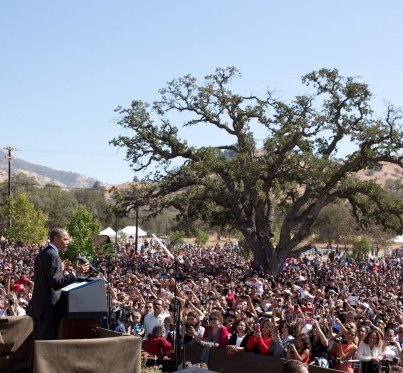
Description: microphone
xmin=77 ymin=255 xmax=98 ymax=275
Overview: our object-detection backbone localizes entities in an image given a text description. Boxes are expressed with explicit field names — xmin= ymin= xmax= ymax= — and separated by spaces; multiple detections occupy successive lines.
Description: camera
xmin=335 ymin=336 xmax=344 ymax=343
xmin=123 ymin=309 xmax=134 ymax=320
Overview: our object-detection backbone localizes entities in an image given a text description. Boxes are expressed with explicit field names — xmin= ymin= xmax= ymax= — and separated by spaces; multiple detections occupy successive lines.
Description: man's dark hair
xmin=283 ymin=359 xmax=309 ymax=373
xmin=49 ymin=228 xmax=67 ymax=242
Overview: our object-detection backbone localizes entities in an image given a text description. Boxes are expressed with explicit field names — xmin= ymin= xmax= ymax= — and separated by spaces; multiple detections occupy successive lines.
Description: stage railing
xmin=184 ymin=342 xmax=341 ymax=373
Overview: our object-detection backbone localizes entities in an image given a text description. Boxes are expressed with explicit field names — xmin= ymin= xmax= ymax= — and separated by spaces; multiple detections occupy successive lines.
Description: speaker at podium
xmin=59 ymin=278 xmax=108 ymax=339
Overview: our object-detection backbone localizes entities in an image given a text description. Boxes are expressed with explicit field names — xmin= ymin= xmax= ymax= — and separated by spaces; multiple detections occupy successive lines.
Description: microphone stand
xmin=172 ymin=257 xmax=182 ymax=370
xmin=152 ymin=235 xmax=182 ymax=369
xmin=106 ymin=254 xmax=112 ymax=330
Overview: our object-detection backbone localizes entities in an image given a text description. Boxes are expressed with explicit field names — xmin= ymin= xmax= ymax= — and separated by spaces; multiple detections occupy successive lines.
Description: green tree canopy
xmin=195 ymin=228 xmax=209 ymax=246
xmin=0 ymin=175 xmax=80 ymax=230
xmin=351 ymin=236 xmax=372 ymax=260
xmin=72 ymin=185 xmax=114 ymax=228
xmin=111 ymin=67 xmax=403 ymax=273
xmin=66 ymin=207 xmax=101 ymax=261
xmin=31 ymin=184 xmax=80 ymax=229
xmin=2 ymin=193 xmax=47 ymax=244
xmin=313 ymin=202 xmax=355 ymax=245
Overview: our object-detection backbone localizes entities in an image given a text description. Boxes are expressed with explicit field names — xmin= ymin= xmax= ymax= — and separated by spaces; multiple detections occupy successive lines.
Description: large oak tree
xmin=111 ymin=67 xmax=403 ymax=273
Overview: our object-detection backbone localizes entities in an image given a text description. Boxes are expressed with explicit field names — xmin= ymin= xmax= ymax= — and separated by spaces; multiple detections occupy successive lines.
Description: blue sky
xmin=1 ymin=1 xmax=402 ymax=184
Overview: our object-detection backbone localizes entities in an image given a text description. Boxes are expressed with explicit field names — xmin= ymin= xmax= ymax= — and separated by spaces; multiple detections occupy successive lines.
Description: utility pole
xmin=134 ymin=205 xmax=139 ymax=253
xmin=3 ymin=147 xmax=17 ymax=230
xmin=114 ymin=212 xmax=119 ymax=248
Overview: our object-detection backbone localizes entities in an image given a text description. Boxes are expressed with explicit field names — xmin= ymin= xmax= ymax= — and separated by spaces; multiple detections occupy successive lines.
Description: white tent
xmin=120 ymin=225 xmax=147 ymax=239
xmin=393 ymin=235 xmax=403 ymax=243
xmin=99 ymin=227 xmax=117 ymax=238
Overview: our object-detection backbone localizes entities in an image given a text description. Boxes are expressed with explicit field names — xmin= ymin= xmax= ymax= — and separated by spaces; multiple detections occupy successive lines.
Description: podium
xmin=59 ymin=278 xmax=107 ymax=339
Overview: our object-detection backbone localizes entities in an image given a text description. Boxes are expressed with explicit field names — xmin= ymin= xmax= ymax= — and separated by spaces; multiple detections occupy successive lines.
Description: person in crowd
xmin=141 ymin=301 xmax=154 ymax=323
xmin=223 ymin=311 xmax=236 ymax=334
xmin=163 ymin=316 xmax=175 ymax=344
xmin=195 ymin=310 xmax=229 ymax=364
xmin=333 ymin=322 xmax=358 ymax=373
xmin=143 ymin=325 xmax=172 ymax=359
xmin=4 ymin=295 xmax=26 ymax=316
xmin=127 ymin=310 xmax=145 ymax=337
xmin=357 ymin=325 xmax=370 ymax=345
xmin=269 ymin=322 xmax=296 ymax=358
xmin=357 ymin=329 xmax=384 ymax=372
xmin=143 ymin=298 xmax=170 ymax=340
xmin=382 ymin=328 xmax=402 ymax=362
xmin=197 ymin=311 xmax=229 ymax=349
xmin=310 ymin=319 xmax=330 ymax=367
xmin=28 ymin=228 xmax=88 ymax=340
xmin=0 ymin=297 xmax=7 ymax=317
xmin=395 ymin=325 xmax=403 ymax=349
xmin=182 ymin=311 xmax=205 ymax=344
xmin=286 ymin=333 xmax=311 ymax=364
xmin=225 ymin=319 xmax=251 ymax=354
xmin=282 ymin=359 xmax=309 ymax=373
xmin=246 ymin=319 xmax=272 ymax=354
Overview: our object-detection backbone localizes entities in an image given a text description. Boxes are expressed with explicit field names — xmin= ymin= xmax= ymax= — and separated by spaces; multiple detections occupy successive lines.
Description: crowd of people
xmin=1 ymin=237 xmax=403 ymax=372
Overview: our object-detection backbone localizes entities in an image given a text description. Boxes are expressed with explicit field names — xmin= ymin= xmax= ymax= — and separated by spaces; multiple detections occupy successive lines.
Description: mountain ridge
xmin=0 ymin=149 xmax=99 ymax=189
xmin=0 ymin=149 xmax=401 ymax=191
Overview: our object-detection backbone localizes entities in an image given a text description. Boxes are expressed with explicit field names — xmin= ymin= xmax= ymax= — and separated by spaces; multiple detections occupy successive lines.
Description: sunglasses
xmin=209 ymin=317 xmax=218 ymax=321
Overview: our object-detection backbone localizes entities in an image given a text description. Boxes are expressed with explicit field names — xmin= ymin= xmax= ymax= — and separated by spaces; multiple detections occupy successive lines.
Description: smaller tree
xmin=66 ymin=207 xmax=101 ymax=261
xmin=313 ymin=202 xmax=355 ymax=245
xmin=169 ymin=230 xmax=186 ymax=250
xmin=99 ymin=240 xmax=116 ymax=257
xmin=195 ymin=228 xmax=209 ymax=245
xmin=118 ymin=231 xmax=127 ymax=246
xmin=2 ymin=193 xmax=48 ymax=244
xmin=351 ymin=236 xmax=372 ymax=260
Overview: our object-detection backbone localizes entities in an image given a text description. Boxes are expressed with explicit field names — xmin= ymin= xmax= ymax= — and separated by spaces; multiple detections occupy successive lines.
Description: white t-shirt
xmin=235 ymin=334 xmax=246 ymax=347
xmin=245 ymin=279 xmax=264 ymax=295
xmin=356 ymin=341 xmax=383 ymax=361
xmin=143 ymin=310 xmax=170 ymax=340
xmin=383 ymin=344 xmax=399 ymax=359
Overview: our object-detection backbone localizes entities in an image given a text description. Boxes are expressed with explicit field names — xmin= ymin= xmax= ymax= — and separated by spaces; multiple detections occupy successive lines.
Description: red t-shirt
xmin=143 ymin=336 xmax=172 ymax=359
xmin=246 ymin=335 xmax=272 ymax=354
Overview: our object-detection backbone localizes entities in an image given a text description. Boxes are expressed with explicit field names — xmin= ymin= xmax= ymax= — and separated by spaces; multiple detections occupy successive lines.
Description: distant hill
xmin=0 ymin=148 xmax=401 ymax=191
xmin=0 ymin=149 xmax=99 ymax=189
xmin=355 ymin=161 xmax=402 ymax=188
xmin=112 ymin=159 xmax=402 ymax=193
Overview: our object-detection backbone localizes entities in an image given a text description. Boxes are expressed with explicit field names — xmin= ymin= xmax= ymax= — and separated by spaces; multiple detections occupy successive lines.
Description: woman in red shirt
xmin=199 ymin=311 xmax=229 ymax=348
xmin=246 ymin=319 xmax=272 ymax=354
xmin=143 ymin=325 xmax=172 ymax=360
xmin=196 ymin=311 xmax=229 ymax=364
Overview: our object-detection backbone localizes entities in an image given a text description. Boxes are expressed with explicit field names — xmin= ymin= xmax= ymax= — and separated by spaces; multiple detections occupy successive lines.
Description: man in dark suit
xmin=29 ymin=228 xmax=89 ymax=340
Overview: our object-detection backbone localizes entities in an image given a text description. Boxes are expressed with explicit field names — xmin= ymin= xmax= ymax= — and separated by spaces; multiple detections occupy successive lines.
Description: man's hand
xmin=76 ymin=263 xmax=90 ymax=276
xmin=61 ymin=260 xmax=71 ymax=271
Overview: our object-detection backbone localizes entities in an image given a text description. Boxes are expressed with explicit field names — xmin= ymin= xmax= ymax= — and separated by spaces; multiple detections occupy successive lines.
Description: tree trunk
xmin=242 ymin=231 xmax=289 ymax=276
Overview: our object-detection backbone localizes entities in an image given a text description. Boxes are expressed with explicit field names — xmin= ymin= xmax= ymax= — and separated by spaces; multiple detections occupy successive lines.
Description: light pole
xmin=3 ymin=147 xmax=16 ymax=230
xmin=134 ymin=205 xmax=139 ymax=253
